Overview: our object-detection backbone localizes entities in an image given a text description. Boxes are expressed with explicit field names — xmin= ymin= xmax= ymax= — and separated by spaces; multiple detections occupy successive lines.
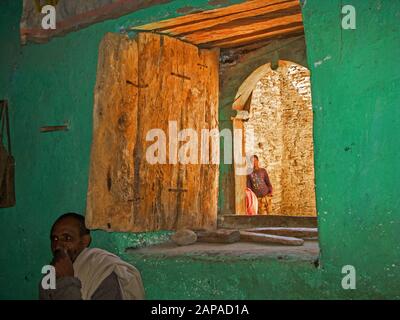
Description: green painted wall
xmin=1 ymin=0 xmax=399 ymax=299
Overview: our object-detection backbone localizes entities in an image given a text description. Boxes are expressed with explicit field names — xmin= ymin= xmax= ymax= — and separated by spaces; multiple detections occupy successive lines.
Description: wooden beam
xmin=240 ymin=231 xmax=304 ymax=246
xmin=164 ymin=1 xmax=301 ymax=36
xmin=195 ymin=229 xmax=241 ymax=243
xmin=185 ymin=14 xmax=303 ymax=45
xmin=129 ymin=0 xmax=304 ymax=49
xmin=131 ymin=0 xmax=290 ymax=32
xmin=215 ymin=25 xmax=304 ymax=48
xmin=244 ymin=227 xmax=318 ymax=238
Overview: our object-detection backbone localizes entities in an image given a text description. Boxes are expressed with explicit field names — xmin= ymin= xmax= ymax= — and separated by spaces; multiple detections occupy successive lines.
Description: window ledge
xmin=125 ymin=240 xmax=319 ymax=263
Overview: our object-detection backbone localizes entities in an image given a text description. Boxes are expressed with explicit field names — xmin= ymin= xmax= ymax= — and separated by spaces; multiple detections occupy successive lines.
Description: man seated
xmin=247 ymin=155 xmax=273 ymax=215
xmin=39 ymin=212 xmax=145 ymax=300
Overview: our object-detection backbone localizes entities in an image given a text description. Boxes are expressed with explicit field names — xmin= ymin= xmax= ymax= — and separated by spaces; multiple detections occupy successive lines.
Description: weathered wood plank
xmin=164 ymin=1 xmax=301 ymax=36
xmin=130 ymin=0 xmax=303 ymax=49
xmin=195 ymin=229 xmax=241 ymax=243
xmin=132 ymin=0 xmax=289 ymax=32
xmin=86 ymin=33 xmax=139 ymax=231
xmin=87 ymin=32 xmax=219 ymax=232
xmin=240 ymin=231 xmax=304 ymax=246
xmin=136 ymin=33 xmax=220 ymax=231
xmin=244 ymin=227 xmax=318 ymax=238
xmin=188 ymin=14 xmax=303 ymax=45
xmin=180 ymin=38 xmax=220 ymax=231
xmin=210 ymin=23 xmax=304 ymax=48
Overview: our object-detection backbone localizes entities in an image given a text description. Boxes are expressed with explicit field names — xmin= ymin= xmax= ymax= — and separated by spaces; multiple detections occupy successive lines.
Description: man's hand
xmin=51 ymin=249 xmax=74 ymax=279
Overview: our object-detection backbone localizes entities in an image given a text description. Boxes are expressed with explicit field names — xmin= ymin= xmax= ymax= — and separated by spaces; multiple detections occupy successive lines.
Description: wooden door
xmin=86 ymin=32 xmax=219 ymax=232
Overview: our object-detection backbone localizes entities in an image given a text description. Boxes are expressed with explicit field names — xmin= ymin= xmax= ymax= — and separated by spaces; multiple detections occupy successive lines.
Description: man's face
xmin=252 ymin=157 xmax=259 ymax=168
xmin=50 ymin=217 xmax=89 ymax=262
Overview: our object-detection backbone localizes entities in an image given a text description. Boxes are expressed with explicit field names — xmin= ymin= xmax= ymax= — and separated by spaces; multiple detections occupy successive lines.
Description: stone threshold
xmin=218 ymin=215 xmax=318 ymax=229
xmin=126 ymin=240 xmax=320 ymax=262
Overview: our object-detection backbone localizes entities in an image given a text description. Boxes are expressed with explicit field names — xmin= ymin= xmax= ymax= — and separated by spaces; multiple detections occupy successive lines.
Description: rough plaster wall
xmin=245 ymin=69 xmax=284 ymax=213
xmin=245 ymin=63 xmax=316 ymax=216
xmin=280 ymin=64 xmax=316 ymax=215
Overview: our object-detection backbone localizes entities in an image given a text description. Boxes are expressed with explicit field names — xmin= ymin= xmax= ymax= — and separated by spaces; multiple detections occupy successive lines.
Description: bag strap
xmin=0 ymin=101 xmax=12 ymax=155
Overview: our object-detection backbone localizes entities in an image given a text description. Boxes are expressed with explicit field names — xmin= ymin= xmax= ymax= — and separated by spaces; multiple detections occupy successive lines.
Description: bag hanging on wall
xmin=0 ymin=100 xmax=16 ymax=208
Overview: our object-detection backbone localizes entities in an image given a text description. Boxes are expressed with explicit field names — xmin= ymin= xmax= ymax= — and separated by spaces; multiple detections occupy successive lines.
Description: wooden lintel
xmin=129 ymin=0 xmax=304 ymax=49
xmin=165 ymin=1 xmax=301 ymax=36
xmin=188 ymin=14 xmax=303 ymax=45
xmin=210 ymin=25 xmax=304 ymax=48
xmin=130 ymin=0 xmax=290 ymax=32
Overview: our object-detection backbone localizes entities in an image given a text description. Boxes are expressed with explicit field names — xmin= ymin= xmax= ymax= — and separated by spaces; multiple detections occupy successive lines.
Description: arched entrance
xmin=233 ymin=60 xmax=316 ymax=216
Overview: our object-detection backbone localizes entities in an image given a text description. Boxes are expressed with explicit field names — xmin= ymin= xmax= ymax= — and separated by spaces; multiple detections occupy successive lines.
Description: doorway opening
xmin=218 ymin=58 xmax=319 ymax=251
xmin=238 ymin=61 xmax=316 ymax=217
